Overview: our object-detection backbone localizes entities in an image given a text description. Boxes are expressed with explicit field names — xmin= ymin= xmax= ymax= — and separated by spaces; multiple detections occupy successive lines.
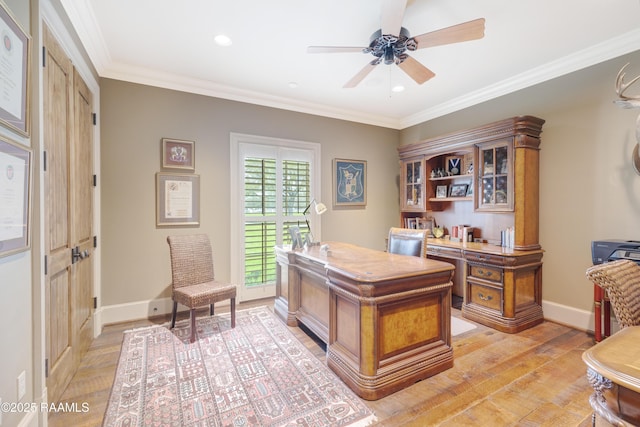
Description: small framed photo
xmin=449 ymin=183 xmax=469 ymax=197
xmin=162 ymin=138 xmax=195 ymax=171
xmin=288 ymin=226 xmax=303 ymax=250
xmin=435 ymin=185 xmax=448 ymax=199
xmin=466 ymin=183 xmax=473 ymax=197
xmin=445 ymin=156 xmax=463 ymax=176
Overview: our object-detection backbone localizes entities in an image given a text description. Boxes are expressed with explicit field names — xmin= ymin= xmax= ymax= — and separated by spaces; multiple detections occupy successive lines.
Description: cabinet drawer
xmin=468 ymin=282 xmax=502 ymax=312
xmin=468 ymin=264 xmax=502 ymax=283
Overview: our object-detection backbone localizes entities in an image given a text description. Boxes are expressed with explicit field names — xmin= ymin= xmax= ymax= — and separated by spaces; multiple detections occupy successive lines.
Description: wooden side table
xmin=593 ymin=283 xmax=611 ymax=342
xmin=582 ymin=326 xmax=640 ymax=426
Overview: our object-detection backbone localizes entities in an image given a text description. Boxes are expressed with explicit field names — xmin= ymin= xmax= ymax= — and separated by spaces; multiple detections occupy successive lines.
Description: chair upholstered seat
xmin=586 ymin=259 xmax=640 ymax=329
xmin=167 ymin=234 xmax=236 ymax=342
xmin=387 ymin=227 xmax=428 ymax=257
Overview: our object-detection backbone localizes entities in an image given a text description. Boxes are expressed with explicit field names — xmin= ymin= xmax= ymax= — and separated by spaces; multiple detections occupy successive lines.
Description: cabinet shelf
xmin=429 ymin=197 xmax=472 ymax=202
xmin=430 ymin=174 xmax=473 ymax=182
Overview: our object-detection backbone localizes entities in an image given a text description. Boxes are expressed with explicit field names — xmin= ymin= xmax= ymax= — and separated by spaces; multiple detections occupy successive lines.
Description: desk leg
xmin=594 ymin=284 xmax=602 ymax=342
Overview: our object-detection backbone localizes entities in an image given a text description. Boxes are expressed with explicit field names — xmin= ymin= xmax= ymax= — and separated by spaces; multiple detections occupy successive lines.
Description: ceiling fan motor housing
xmin=366 ymin=27 xmax=417 ymax=65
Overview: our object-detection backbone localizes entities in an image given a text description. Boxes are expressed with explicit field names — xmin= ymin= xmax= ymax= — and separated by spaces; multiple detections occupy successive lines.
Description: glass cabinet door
xmin=477 ymin=141 xmax=513 ymax=211
xmin=401 ymin=158 xmax=425 ymax=211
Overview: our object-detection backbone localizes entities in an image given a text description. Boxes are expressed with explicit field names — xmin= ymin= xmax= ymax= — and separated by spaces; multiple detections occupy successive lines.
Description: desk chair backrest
xmin=387 ymin=227 xmax=428 ymax=258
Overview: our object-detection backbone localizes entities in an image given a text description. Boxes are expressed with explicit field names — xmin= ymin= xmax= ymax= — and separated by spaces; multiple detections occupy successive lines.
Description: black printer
xmin=591 ymin=240 xmax=640 ymax=265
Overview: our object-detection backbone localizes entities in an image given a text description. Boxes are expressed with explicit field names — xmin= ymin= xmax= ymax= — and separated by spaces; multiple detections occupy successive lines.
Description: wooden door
xmin=43 ymin=24 xmax=95 ymax=403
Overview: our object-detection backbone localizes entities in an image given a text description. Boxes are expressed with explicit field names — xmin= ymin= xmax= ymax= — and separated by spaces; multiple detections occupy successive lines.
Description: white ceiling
xmin=60 ymin=0 xmax=640 ymax=129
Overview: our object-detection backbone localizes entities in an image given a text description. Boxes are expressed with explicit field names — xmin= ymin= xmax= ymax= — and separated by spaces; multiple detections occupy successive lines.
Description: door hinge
xmin=93 ymin=174 xmax=97 ymax=187
xmin=93 ymin=297 xmax=97 ymax=309
xmin=45 ymin=358 xmax=49 ymax=378
xmin=93 ymin=235 xmax=97 ymax=248
xmin=92 ymin=113 xmax=97 ymax=125
xmin=44 ymin=255 xmax=47 ymax=275
xmin=42 ymin=46 xmax=46 ymax=67
xmin=43 ymin=150 xmax=47 ymax=172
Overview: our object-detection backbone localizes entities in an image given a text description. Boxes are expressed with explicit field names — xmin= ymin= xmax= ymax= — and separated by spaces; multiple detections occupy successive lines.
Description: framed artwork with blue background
xmin=333 ymin=158 xmax=366 ymax=207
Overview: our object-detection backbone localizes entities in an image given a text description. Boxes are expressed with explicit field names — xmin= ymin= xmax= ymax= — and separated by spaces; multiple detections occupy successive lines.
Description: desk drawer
xmin=465 ymin=251 xmax=506 ymax=266
xmin=427 ymin=245 xmax=463 ymax=259
xmin=468 ymin=282 xmax=502 ymax=312
xmin=468 ymin=264 xmax=502 ymax=283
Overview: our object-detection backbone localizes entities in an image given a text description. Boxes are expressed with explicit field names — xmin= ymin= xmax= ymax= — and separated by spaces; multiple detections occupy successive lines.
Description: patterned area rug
xmin=103 ymin=306 xmax=376 ymax=426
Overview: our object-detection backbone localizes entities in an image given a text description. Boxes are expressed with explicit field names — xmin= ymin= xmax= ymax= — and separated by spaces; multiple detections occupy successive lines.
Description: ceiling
xmin=60 ymin=0 xmax=640 ymax=129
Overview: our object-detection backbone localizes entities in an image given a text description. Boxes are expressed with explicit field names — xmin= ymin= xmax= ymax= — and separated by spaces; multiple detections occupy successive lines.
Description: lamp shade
xmin=314 ymin=202 xmax=327 ymax=215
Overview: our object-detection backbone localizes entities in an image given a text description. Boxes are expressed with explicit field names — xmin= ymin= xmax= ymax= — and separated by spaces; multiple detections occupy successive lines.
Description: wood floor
xmin=48 ymin=298 xmax=610 ymax=427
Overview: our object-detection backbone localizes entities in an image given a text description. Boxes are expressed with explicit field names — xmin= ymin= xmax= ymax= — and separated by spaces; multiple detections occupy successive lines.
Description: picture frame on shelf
xmin=449 ymin=183 xmax=469 ymax=197
xmin=466 ymin=182 xmax=474 ymax=197
xmin=0 ymin=137 xmax=31 ymax=257
xmin=435 ymin=185 xmax=448 ymax=198
xmin=445 ymin=156 xmax=463 ymax=176
xmin=0 ymin=3 xmax=31 ymax=136
xmin=333 ymin=158 xmax=366 ymax=207
xmin=156 ymin=173 xmax=200 ymax=226
xmin=162 ymin=138 xmax=195 ymax=171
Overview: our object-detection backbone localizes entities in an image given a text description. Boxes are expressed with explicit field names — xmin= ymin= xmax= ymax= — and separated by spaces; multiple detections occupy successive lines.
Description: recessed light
xmin=214 ymin=34 xmax=232 ymax=47
xmin=391 ymin=85 xmax=405 ymax=93
xmin=288 ymin=82 xmax=298 ymax=89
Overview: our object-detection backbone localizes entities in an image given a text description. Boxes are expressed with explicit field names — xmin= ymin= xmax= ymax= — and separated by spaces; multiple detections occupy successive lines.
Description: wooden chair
xmin=586 ymin=259 xmax=640 ymax=329
xmin=167 ymin=234 xmax=236 ymax=342
xmin=387 ymin=227 xmax=428 ymax=257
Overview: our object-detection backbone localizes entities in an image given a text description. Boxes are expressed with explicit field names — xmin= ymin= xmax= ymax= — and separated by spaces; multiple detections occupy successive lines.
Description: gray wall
xmin=100 ymin=79 xmax=400 ymax=307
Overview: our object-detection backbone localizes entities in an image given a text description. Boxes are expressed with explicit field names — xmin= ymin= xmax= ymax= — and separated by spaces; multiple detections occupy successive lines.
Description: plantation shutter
xmin=243 ymin=157 xmax=311 ymax=287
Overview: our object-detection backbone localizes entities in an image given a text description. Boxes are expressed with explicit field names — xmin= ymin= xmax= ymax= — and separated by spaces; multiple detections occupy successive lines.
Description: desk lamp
xmin=303 ymin=198 xmax=327 ymax=245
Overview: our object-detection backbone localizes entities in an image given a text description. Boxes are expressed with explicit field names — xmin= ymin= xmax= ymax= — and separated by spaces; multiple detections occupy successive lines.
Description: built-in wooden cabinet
xmin=400 ymin=157 xmax=426 ymax=211
xmin=398 ymin=116 xmax=545 ymax=333
xmin=476 ymin=139 xmax=514 ymax=212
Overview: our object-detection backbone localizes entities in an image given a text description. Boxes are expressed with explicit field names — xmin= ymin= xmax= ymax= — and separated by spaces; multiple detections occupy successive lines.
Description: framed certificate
xmin=156 ymin=173 xmax=200 ymax=226
xmin=0 ymin=137 xmax=31 ymax=257
xmin=0 ymin=3 xmax=30 ymax=136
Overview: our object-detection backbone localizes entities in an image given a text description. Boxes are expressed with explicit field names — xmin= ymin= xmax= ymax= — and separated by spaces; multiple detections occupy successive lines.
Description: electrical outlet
xmin=17 ymin=371 xmax=26 ymax=400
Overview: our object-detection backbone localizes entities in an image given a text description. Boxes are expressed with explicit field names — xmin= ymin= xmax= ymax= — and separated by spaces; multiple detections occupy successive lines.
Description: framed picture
xmin=0 ymin=3 xmax=30 ymax=136
xmin=162 ymin=138 xmax=195 ymax=171
xmin=449 ymin=183 xmax=469 ymax=197
xmin=333 ymin=158 xmax=366 ymax=207
xmin=0 ymin=137 xmax=31 ymax=257
xmin=156 ymin=173 xmax=200 ymax=226
xmin=445 ymin=156 xmax=463 ymax=176
xmin=435 ymin=185 xmax=448 ymax=199
xmin=288 ymin=226 xmax=303 ymax=250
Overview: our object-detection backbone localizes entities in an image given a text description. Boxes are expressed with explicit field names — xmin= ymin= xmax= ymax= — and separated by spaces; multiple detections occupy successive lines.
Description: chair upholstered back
xmin=387 ymin=227 xmax=428 ymax=258
xmin=586 ymin=259 xmax=640 ymax=329
xmin=167 ymin=234 xmax=215 ymax=289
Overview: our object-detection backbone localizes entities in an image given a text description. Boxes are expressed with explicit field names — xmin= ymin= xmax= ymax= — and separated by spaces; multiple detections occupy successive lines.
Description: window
xmin=230 ymin=134 xmax=321 ymax=301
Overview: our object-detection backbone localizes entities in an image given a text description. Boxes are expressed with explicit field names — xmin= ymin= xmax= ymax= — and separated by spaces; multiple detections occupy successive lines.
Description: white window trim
xmin=230 ymin=133 xmax=321 ymax=302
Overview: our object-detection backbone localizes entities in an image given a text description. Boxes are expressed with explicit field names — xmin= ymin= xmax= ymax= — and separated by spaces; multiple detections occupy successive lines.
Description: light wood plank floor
xmin=48 ymin=299 xmax=610 ymax=426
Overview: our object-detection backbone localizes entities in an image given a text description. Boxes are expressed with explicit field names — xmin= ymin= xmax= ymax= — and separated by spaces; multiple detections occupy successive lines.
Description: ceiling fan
xmin=307 ymin=0 xmax=485 ymax=88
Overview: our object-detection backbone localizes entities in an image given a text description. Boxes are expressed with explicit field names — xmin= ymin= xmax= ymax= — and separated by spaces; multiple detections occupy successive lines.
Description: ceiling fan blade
xmin=397 ymin=56 xmax=435 ymax=85
xmin=413 ymin=18 xmax=485 ymax=49
xmin=307 ymin=46 xmax=367 ymax=54
xmin=344 ymin=61 xmax=379 ymax=88
xmin=381 ymin=0 xmax=408 ymax=35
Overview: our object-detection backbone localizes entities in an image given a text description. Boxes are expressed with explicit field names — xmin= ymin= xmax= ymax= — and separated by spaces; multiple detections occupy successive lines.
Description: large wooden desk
xmin=274 ymin=242 xmax=455 ymax=400
xmin=582 ymin=326 xmax=640 ymax=425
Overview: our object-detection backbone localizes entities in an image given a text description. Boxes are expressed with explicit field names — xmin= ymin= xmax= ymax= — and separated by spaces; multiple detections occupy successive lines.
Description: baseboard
xmin=541 ymin=299 xmax=619 ymax=335
xmin=98 ymin=297 xmax=612 ymax=335
xmin=98 ymin=297 xmax=232 ymax=327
